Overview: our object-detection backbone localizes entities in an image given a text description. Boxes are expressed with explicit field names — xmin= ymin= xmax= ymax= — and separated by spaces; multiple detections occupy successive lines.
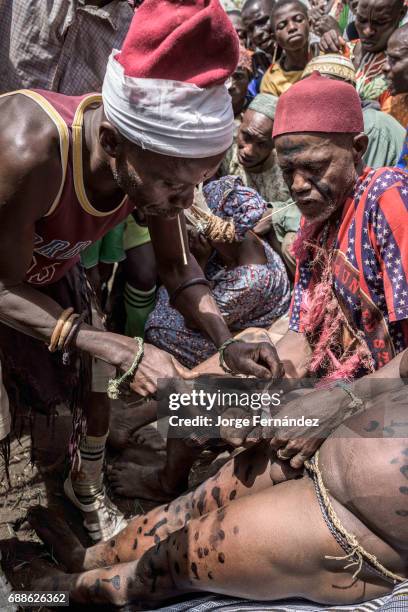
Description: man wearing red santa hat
xmin=0 ymin=0 xmax=283 ymax=543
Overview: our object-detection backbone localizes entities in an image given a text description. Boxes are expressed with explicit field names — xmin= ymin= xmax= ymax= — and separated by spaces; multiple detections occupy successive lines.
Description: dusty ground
xmin=0 ymin=403 xmax=228 ymax=612
xmin=0 ymin=403 xmax=159 ymax=612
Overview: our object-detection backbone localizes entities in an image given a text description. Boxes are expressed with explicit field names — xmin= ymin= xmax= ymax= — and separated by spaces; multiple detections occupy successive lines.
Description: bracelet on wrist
xmin=219 ymin=337 xmax=240 ymax=375
xmin=48 ymin=308 xmax=74 ymax=352
xmin=62 ymin=312 xmax=87 ymax=365
xmin=107 ymin=337 xmax=144 ymax=399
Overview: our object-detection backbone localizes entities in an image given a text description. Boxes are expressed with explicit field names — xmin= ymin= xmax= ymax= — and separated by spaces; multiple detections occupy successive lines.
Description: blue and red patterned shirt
xmin=290 ymin=167 xmax=408 ymax=370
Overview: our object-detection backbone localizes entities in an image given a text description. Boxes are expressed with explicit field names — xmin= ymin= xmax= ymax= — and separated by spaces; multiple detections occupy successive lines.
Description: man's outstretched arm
xmin=148 ymin=212 xmax=285 ymax=379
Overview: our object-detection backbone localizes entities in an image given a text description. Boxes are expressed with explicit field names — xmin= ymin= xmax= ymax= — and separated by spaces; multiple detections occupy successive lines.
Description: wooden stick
xmin=260 ymin=201 xmax=295 ymax=223
xmin=177 ymin=213 xmax=188 ymax=265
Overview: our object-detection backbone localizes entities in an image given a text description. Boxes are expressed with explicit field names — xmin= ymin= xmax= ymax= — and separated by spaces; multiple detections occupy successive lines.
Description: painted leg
xmin=31 ymin=442 xmax=300 ymax=572
xmin=32 ymin=477 xmax=384 ymax=608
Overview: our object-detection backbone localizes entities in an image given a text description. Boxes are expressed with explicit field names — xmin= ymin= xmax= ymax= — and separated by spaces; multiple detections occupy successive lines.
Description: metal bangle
xmin=64 ymin=311 xmax=87 ymax=351
xmin=48 ymin=307 xmax=75 ymax=352
xmin=169 ymin=277 xmax=211 ymax=307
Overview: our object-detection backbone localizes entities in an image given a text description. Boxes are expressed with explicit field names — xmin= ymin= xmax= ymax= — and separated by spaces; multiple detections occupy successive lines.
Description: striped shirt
xmin=0 ymin=0 xmax=133 ymax=95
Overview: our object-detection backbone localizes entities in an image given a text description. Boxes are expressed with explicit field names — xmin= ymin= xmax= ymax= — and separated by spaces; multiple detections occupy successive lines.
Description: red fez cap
xmin=116 ymin=0 xmax=239 ymax=88
xmin=273 ymin=72 xmax=364 ymax=138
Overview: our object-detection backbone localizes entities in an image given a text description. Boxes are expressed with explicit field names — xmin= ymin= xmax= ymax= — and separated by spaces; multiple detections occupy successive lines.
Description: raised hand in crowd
xmin=319 ymin=28 xmax=346 ymax=52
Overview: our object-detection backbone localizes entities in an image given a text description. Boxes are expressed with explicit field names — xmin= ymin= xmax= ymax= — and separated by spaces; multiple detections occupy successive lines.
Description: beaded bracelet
xmin=219 ymin=337 xmax=240 ymax=375
xmin=107 ymin=337 xmax=144 ymax=400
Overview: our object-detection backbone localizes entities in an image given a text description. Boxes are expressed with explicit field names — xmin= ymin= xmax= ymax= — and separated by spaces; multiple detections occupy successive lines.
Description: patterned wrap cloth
xmin=219 ymin=147 xmax=300 ymax=243
xmin=203 ymin=175 xmax=267 ymax=241
xmin=145 ymin=177 xmax=290 ymax=367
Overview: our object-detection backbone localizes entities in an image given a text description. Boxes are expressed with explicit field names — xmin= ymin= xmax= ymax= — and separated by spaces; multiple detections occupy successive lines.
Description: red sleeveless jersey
xmin=3 ymin=90 xmax=135 ymax=285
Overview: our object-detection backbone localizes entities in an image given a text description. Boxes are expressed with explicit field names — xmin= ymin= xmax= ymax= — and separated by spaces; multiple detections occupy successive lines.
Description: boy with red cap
xmin=0 ymin=0 xmax=282 ymax=543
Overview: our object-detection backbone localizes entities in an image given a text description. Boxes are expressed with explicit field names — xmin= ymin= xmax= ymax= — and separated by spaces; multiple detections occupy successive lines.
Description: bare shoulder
xmin=0 ymin=92 xmax=61 ymax=178
xmin=0 ymin=93 xmax=63 ymax=217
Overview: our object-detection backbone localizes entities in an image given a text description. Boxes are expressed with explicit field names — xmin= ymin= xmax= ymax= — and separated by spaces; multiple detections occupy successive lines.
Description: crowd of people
xmin=0 ymin=0 xmax=407 ymax=609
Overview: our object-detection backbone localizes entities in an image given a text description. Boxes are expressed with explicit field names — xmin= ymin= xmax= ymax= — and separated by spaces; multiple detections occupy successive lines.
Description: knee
xmin=124 ymin=246 xmax=157 ymax=291
xmin=126 ymin=269 xmax=157 ymax=292
xmin=131 ymin=547 xmax=176 ymax=602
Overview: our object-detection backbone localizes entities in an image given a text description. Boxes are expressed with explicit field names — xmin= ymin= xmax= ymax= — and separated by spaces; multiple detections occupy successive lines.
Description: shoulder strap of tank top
xmin=0 ymin=90 xmax=69 ymax=217
xmin=71 ymin=94 xmax=127 ymax=217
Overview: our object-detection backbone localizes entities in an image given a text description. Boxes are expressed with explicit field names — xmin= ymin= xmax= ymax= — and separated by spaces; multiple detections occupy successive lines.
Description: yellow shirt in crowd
xmin=260 ymin=63 xmax=304 ymax=97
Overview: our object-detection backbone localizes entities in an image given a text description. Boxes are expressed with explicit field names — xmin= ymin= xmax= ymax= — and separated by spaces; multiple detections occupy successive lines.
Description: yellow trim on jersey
xmin=0 ymin=89 xmax=69 ymax=217
xmin=72 ymin=94 xmax=126 ymax=217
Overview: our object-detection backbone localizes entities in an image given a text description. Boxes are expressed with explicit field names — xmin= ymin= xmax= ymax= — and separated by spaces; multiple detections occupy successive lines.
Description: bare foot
xmin=117 ymin=444 xmax=166 ymax=470
xmin=27 ymin=506 xmax=85 ymax=573
xmin=108 ymin=463 xmax=180 ymax=503
xmin=108 ymin=400 xmax=156 ymax=450
xmin=28 ymin=558 xmax=68 ymax=587
xmin=129 ymin=425 xmax=166 ymax=452
xmin=27 ymin=559 xmax=79 ymax=602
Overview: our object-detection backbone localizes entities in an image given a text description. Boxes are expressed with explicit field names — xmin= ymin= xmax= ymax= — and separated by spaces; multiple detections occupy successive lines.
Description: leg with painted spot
xmin=29 ymin=441 xmax=300 ymax=572
xmin=29 ymin=476 xmax=393 ymax=608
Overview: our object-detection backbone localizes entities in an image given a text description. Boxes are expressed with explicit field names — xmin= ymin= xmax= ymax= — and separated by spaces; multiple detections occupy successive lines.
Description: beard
xmin=111 ymin=158 xmax=185 ymax=219
xmin=112 ymin=156 xmax=143 ymax=204
xmin=298 ymin=165 xmax=358 ymax=224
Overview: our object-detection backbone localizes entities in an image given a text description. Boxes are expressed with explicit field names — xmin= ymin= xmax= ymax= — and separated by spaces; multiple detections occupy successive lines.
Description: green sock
xmin=124 ymin=283 xmax=156 ymax=338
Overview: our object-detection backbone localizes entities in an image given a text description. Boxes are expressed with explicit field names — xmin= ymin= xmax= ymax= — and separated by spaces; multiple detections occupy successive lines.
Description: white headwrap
xmin=102 ymin=52 xmax=235 ymax=158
